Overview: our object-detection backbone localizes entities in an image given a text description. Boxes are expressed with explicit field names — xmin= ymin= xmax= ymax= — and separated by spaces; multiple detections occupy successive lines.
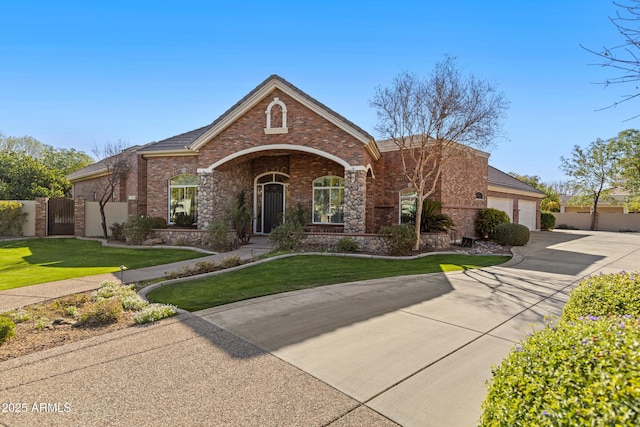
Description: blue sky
xmin=0 ymin=1 xmax=636 ymax=182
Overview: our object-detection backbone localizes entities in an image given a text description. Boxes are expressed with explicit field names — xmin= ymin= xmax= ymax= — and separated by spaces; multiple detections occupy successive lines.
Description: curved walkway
xmin=1 ymin=230 xmax=639 ymax=426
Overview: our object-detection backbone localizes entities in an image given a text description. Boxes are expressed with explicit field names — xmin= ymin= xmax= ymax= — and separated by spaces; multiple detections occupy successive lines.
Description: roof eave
xmin=488 ymin=184 xmax=545 ymax=199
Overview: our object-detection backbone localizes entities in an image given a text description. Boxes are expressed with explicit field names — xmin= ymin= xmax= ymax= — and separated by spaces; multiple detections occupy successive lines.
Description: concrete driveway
xmin=1 ymin=230 xmax=638 ymax=426
xmin=196 ymin=230 xmax=640 ymax=426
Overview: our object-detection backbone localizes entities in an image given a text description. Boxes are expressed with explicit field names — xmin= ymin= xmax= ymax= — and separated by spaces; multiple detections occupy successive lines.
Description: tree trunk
xmin=99 ymin=202 xmax=108 ymax=239
xmin=413 ymin=195 xmax=424 ymax=251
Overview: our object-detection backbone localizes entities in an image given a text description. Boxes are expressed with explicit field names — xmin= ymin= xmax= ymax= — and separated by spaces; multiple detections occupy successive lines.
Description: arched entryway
xmin=254 ymin=172 xmax=290 ymax=233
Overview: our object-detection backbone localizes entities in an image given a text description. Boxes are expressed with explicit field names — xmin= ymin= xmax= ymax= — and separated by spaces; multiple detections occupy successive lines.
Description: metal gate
xmin=48 ymin=198 xmax=75 ymax=236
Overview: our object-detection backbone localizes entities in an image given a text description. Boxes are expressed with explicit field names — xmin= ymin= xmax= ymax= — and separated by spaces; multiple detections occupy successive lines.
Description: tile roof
xmin=488 ymin=166 xmax=545 ymax=196
xmin=137 ymin=125 xmax=212 ymax=153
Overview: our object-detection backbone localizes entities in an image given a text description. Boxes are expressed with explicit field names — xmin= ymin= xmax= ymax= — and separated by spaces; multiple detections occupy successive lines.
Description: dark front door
xmin=263 ymin=183 xmax=284 ymax=233
xmin=48 ymin=198 xmax=75 ymax=236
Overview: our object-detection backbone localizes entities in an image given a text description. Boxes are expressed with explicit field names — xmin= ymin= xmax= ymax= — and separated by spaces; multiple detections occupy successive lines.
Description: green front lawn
xmin=0 ymin=238 xmax=208 ymax=291
xmin=147 ymin=254 xmax=510 ymax=311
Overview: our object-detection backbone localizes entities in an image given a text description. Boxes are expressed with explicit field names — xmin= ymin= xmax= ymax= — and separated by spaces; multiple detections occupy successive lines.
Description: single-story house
xmin=69 ymin=75 xmax=543 ymax=241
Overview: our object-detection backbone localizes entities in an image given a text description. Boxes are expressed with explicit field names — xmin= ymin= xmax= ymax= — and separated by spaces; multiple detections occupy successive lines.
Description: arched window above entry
xmin=264 ymin=97 xmax=288 ymax=134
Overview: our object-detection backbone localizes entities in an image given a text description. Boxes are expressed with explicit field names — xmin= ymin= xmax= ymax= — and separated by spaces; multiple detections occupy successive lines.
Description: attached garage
xmin=487 ymin=197 xmax=514 ymax=222
xmin=487 ymin=166 xmax=545 ymax=231
xmin=518 ymin=199 xmax=537 ymax=230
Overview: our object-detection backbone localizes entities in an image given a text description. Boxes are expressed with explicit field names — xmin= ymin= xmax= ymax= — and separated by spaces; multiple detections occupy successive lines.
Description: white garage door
xmin=487 ymin=197 xmax=513 ymax=222
xmin=518 ymin=200 xmax=537 ymax=230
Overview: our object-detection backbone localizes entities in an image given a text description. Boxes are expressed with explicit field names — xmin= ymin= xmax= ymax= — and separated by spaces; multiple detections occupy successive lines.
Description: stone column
xmin=343 ymin=169 xmax=367 ymax=234
xmin=34 ymin=197 xmax=48 ymax=237
xmin=197 ymin=171 xmax=215 ymax=230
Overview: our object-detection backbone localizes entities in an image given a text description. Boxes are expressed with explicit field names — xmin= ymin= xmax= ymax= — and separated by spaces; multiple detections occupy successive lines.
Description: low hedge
xmin=493 ymin=223 xmax=530 ymax=246
xmin=481 ymin=316 xmax=640 ymax=426
xmin=562 ymin=272 xmax=640 ymax=321
xmin=481 ymin=272 xmax=640 ymax=425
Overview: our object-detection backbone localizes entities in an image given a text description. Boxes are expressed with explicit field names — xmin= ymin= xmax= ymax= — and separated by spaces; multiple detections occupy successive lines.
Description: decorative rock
xmin=52 ymin=318 xmax=73 ymax=326
xmin=142 ymin=238 xmax=163 ymax=246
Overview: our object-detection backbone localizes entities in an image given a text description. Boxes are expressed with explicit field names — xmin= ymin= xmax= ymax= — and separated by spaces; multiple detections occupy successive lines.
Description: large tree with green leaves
xmin=614 ymin=129 xmax=640 ymax=209
xmin=0 ymin=132 xmax=92 ymax=199
xmin=371 ymin=56 xmax=509 ymax=250
xmin=560 ymin=138 xmax=621 ymax=230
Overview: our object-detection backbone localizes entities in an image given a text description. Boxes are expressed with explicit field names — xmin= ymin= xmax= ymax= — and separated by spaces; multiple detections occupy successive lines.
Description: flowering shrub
xmin=562 ymin=272 xmax=640 ymax=321
xmin=0 ymin=201 xmax=27 ymax=237
xmin=133 ymin=304 xmax=177 ymax=325
xmin=481 ymin=316 xmax=640 ymax=426
xmin=482 ymin=271 xmax=640 ymax=426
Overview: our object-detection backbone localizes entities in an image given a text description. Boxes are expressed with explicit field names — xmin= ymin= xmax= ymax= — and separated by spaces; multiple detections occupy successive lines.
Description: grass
xmin=0 ymin=238 xmax=208 ymax=291
xmin=147 ymin=254 xmax=510 ymax=311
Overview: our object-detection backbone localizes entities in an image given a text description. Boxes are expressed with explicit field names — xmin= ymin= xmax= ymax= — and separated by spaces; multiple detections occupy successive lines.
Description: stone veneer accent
xmin=198 ymin=163 xmax=253 ymax=230
xmin=152 ymin=229 xmax=210 ymax=246
xmin=343 ymin=170 xmax=367 ymax=233
xmin=304 ymin=232 xmax=450 ymax=254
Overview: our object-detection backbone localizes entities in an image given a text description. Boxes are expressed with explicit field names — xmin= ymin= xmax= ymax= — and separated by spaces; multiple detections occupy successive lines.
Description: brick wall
xmin=145 ymin=155 xmax=199 ymax=220
xmin=197 ymin=89 xmax=374 ymax=171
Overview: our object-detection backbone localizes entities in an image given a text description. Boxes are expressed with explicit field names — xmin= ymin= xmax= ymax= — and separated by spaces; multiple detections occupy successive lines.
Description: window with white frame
xmin=313 ymin=176 xmax=344 ymax=224
xmin=169 ymin=174 xmax=198 ymax=224
xmin=399 ymin=188 xmax=418 ymax=224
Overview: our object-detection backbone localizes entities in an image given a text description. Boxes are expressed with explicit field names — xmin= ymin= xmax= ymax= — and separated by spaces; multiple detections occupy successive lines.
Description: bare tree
xmin=371 ymin=56 xmax=509 ymax=250
xmin=582 ymin=1 xmax=640 ymax=117
xmin=92 ymin=141 xmax=133 ymax=239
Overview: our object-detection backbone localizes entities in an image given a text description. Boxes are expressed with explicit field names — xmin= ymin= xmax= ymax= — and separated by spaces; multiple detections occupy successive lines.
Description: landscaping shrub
xmin=540 ymin=211 xmax=556 ymax=230
xmin=220 ymin=254 xmax=241 ymax=269
xmin=562 ymin=272 xmax=640 ymax=321
xmin=109 ymin=222 xmax=125 ymax=241
xmin=493 ymin=223 xmax=530 ymax=246
xmin=337 ymin=237 xmax=359 ymax=253
xmin=269 ymin=221 xmax=306 ymax=251
xmin=9 ymin=309 xmax=31 ymax=323
xmin=166 ymin=260 xmax=217 ymax=280
xmin=0 ymin=316 xmax=16 ymax=344
xmin=228 ymin=192 xmax=252 ymax=245
xmin=420 ymin=199 xmax=455 ymax=232
xmin=79 ymin=298 xmax=123 ymax=326
xmin=123 ymin=216 xmax=154 ymax=245
xmin=133 ymin=303 xmax=177 ymax=325
xmin=475 ymin=208 xmax=510 ymax=239
xmin=379 ymin=224 xmax=416 ymax=256
xmin=150 ymin=216 xmax=168 ymax=229
xmin=207 ymin=220 xmax=234 ymax=252
xmin=0 ymin=201 xmax=27 ymax=237
xmin=480 ymin=315 xmax=640 ymax=426
xmin=174 ymin=212 xmax=195 ymax=227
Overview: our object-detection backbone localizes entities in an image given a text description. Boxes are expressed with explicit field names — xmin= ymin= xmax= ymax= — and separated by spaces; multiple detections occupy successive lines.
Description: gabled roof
xmin=488 ymin=166 xmax=545 ymax=198
xmin=139 ymin=75 xmax=380 ymax=160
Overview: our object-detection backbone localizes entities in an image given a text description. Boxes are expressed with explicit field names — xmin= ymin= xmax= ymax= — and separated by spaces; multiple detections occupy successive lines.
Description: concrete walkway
xmin=0 ymin=237 xmax=273 ymax=312
xmin=1 ymin=230 xmax=639 ymax=426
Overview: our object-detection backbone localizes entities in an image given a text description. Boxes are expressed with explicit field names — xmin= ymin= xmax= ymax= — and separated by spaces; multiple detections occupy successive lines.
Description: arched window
xmin=313 ymin=176 xmax=344 ymax=224
xmin=169 ymin=174 xmax=198 ymax=224
xmin=475 ymin=192 xmax=485 ymax=200
xmin=399 ymin=188 xmax=417 ymax=224
xmin=264 ymin=97 xmax=288 ymax=134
